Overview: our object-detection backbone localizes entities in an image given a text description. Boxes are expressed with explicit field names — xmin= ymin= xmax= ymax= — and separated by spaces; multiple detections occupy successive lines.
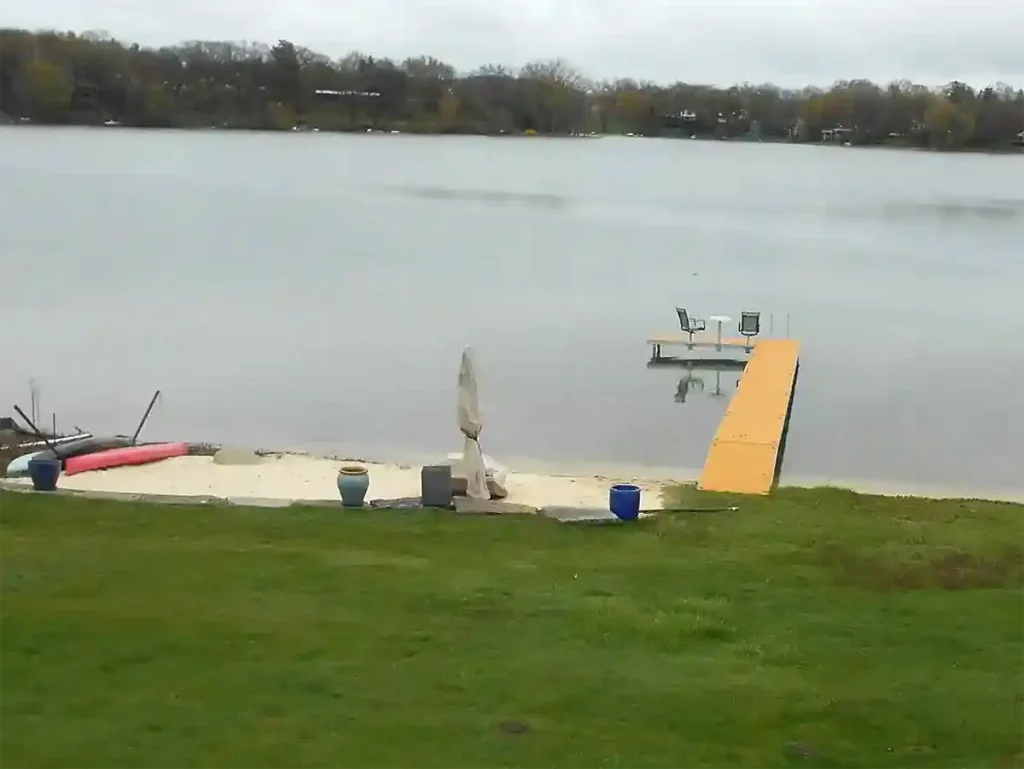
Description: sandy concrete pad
xmin=5 ymin=454 xmax=665 ymax=510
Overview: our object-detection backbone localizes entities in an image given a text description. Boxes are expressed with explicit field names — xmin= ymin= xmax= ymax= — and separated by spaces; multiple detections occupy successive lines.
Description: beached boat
xmin=44 ymin=436 xmax=134 ymax=462
xmin=64 ymin=442 xmax=189 ymax=476
xmin=4 ymin=432 xmax=97 ymax=476
xmin=9 ymin=431 xmax=93 ymax=451
xmin=6 ymin=450 xmax=44 ymax=477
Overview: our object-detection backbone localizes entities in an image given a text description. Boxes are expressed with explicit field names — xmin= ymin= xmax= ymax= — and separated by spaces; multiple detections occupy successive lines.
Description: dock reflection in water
xmin=647 ymin=358 xmax=748 ymax=404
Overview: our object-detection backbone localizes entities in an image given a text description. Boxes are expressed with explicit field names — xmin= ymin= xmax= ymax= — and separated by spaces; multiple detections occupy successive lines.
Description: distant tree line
xmin=1 ymin=28 xmax=1022 ymax=151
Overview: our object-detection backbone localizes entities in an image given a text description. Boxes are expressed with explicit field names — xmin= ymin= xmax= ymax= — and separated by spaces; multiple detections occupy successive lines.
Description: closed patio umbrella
xmin=457 ymin=346 xmax=489 ymax=500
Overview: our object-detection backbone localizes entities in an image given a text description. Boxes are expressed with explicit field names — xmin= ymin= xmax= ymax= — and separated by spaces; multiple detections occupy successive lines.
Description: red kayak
xmin=63 ymin=442 xmax=189 ymax=476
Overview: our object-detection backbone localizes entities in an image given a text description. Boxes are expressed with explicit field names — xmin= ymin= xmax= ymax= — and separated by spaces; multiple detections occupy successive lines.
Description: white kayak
xmin=6 ymin=450 xmax=45 ymax=477
xmin=5 ymin=432 xmax=93 ymax=476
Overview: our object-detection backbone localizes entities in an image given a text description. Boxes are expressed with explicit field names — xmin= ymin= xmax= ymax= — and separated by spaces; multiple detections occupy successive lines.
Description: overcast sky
xmin=2 ymin=0 xmax=1022 ymax=88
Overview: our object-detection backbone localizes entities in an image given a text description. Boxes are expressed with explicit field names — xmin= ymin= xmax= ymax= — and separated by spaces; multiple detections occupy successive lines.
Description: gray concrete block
xmin=223 ymin=496 xmax=295 ymax=508
xmin=539 ymin=506 xmax=619 ymax=523
xmin=453 ymin=497 xmax=537 ymax=515
xmin=136 ymin=493 xmax=219 ymax=506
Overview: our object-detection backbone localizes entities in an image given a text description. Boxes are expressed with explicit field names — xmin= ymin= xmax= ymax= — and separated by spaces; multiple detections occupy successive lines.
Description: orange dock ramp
xmin=698 ymin=339 xmax=801 ymax=494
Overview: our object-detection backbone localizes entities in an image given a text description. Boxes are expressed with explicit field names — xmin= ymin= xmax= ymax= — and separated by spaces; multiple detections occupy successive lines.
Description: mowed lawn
xmin=1 ymin=487 xmax=1021 ymax=768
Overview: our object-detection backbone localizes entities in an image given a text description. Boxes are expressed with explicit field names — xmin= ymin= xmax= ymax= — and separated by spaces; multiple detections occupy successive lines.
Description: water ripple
xmin=378 ymin=184 xmax=570 ymax=209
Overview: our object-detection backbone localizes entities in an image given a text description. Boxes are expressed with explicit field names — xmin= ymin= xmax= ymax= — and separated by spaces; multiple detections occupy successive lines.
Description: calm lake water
xmin=1 ymin=127 xmax=1022 ymax=495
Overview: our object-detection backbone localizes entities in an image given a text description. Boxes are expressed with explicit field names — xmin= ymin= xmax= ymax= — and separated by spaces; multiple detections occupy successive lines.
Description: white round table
xmin=708 ymin=314 xmax=731 ymax=347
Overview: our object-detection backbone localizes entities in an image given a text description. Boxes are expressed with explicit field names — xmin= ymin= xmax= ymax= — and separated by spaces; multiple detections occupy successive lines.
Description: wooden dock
xmin=647 ymin=333 xmax=756 ymax=360
xmin=698 ymin=339 xmax=801 ymax=495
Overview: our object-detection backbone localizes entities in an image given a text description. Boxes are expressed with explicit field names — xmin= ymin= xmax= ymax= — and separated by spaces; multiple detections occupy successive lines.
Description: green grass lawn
xmin=1 ymin=487 xmax=1022 ymax=768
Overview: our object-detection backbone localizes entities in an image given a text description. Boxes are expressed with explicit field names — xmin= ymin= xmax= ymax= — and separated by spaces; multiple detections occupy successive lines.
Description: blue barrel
xmin=27 ymin=457 xmax=61 ymax=492
xmin=609 ymin=483 xmax=641 ymax=521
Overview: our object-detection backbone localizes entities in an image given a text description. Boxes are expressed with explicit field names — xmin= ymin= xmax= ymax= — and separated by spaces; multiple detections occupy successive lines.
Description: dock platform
xmin=698 ymin=339 xmax=801 ymax=495
xmin=648 ymin=333 xmax=756 ymax=361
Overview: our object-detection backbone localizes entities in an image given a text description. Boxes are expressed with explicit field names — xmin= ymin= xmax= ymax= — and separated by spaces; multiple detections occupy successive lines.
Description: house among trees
xmin=821 ymin=126 xmax=855 ymax=142
xmin=659 ymin=108 xmax=698 ymax=131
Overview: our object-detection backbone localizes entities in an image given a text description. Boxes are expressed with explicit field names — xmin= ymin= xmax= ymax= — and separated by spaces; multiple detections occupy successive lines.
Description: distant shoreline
xmin=2 ymin=28 xmax=1021 ymax=154
xmin=3 ymin=120 xmax=1021 ymax=155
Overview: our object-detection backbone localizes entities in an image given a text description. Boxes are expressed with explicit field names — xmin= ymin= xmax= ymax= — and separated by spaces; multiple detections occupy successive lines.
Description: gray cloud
xmin=2 ymin=0 xmax=1022 ymax=87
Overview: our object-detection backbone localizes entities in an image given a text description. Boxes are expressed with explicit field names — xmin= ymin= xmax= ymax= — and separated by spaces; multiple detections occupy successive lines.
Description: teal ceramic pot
xmin=337 ymin=465 xmax=369 ymax=507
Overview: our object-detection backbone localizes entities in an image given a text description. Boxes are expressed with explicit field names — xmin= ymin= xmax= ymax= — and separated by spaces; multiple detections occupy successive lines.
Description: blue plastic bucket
xmin=609 ymin=483 xmax=641 ymax=521
xmin=27 ymin=457 xmax=61 ymax=492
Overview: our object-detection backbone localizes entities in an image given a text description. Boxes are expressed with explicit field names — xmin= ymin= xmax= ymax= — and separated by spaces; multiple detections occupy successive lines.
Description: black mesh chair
xmin=738 ymin=311 xmax=760 ymax=351
xmin=675 ymin=307 xmax=706 ymax=345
